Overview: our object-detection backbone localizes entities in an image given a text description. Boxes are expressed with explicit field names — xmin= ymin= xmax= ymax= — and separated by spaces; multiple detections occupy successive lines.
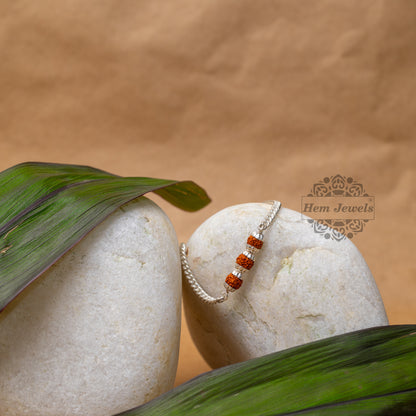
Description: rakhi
xmin=180 ymin=200 xmax=281 ymax=304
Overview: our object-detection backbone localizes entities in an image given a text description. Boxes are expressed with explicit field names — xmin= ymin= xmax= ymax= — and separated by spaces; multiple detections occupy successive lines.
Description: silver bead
xmin=235 ymin=264 xmax=248 ymax=273
xmin=246 ymin=244 xmax=258 ymax=254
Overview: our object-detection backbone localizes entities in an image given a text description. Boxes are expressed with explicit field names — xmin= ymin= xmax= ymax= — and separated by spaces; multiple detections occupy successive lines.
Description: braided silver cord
xmin=258 ymin=200 xmax=281 ymax=232
xmin=181 ymin=200 xmax=281 ymax=304
xmin=180 ymin=243 xmax=229 ymax=304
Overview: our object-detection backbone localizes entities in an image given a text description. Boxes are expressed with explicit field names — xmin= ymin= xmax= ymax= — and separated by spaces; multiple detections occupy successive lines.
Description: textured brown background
xmin=0 ymin=0 xmax=415 ymax=387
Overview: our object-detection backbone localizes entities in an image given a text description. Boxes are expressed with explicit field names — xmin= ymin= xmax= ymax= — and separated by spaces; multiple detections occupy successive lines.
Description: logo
xmin=301 ymin=175 xmax=375 ymax=241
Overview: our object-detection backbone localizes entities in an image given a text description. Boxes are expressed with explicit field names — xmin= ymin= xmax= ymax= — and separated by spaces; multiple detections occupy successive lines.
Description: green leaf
xmin=115 ymin=325 xmax=416 ymax=416
xmin=0 ymin=162 xmax=210 ymax=311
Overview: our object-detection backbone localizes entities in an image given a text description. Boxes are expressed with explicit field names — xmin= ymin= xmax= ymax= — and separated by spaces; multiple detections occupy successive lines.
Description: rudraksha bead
xmin=247 ymin=233 xmax=264 ymax=250
xmin=236 ymin=251 xmax=255 ymax=270
xmin=225 ymin=272 xmax=243 ymax=290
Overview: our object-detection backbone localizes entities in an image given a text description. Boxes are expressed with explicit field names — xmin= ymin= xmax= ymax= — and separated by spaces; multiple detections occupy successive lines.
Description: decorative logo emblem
xmin=301 ymin=175 xmax=375 ymax=241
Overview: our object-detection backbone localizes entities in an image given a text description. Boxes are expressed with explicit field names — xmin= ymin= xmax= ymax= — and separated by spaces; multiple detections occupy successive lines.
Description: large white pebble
xmin=0 ymin=197 xmax=181 ymax=416
xmin=183 ymin=203 xmax=388 ymax=368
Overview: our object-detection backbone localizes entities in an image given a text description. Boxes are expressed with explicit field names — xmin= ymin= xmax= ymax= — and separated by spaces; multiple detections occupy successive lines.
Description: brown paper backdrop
xmin=0 ymin=0 xmax=415 ymax=387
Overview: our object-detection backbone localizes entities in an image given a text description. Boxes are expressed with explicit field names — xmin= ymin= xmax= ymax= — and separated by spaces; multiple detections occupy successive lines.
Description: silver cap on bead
xmin=252 ymin=232 xmax=264 ymax=241
xmin=231 ymin=269 xmax=243 ymax=279
xmin=242 ymin=250 xmax=255 ymax=260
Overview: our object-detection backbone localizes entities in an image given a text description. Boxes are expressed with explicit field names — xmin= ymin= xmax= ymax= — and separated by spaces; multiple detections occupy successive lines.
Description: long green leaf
xmin=116 ymin=326 xmax=416 ymax=416
xmin=0 ymin=162 xmax=210 ymax=311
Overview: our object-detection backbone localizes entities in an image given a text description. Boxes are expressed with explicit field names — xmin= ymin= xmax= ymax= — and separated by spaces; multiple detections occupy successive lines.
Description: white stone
xmin=0 ymin=197 xmax=181 ymax=416
xmin=183 ymin=203 xmax=388 ymax=369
